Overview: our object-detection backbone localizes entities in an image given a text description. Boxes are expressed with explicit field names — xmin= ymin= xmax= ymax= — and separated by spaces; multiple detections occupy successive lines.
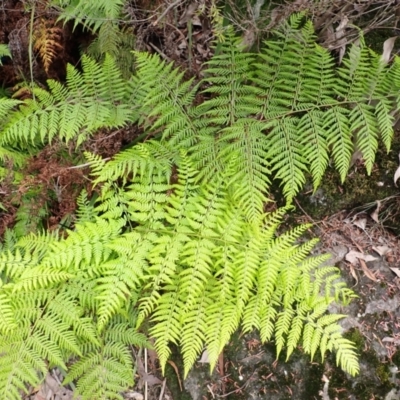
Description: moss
xmin=344 ymin=328 xmax=365 ymax=350
xmin=376 ymin=364 xmax=390 ymax=383
xmin=322 ymin=328 xmax=395 ymax=399
xmin=364 ymin=28 xmax=395 ymax=53
xmin=293 ymin=133 xmax=400 ymax=230
xmin=391 ymin=351 xmax=400 ymax=367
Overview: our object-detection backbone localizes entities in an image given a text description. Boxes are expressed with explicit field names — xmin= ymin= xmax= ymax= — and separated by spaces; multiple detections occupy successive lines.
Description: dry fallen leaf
xmin=167 ymin=360 xmax=182 ymax=391
xmin=390 ymin=267 xmax=400 ymax=278
xmin=178 ymin=2 xmax=198 ymax=26
xmin=136 ymin=354 xmax=162 ymax=388
xmin=335 ymin=15 xmax=349 ymax=64
xmin=348 ymin=263 xmax=359 ymax=285
xmin=370 ymin=200 xmax=381 ymax=223
xmin=382 ymin=336 xmax=400 ymax=345
xmin=353 ymin=218 xmax=367 ymax=230
xmin=395 ymin=165 xmax=400 ymax=186
xmin=372 ymin=245 xmax=391 ymax=256
xmin=345 ymin=250 xmax=377 ymax=264
xmin=359 ymin=258 xmax=378 ymax=282
xmin=199 ymin=349 xmax=210 ymax=363
xmin=381 ymin=37 xmax=397 ymax=64
xmin=124 ymin=392 xmax=144 ymax=400
xmin=33 ymin=373 xmax=74 ymax=400
xmin=319 ymin=374 xmax=330 ymax=400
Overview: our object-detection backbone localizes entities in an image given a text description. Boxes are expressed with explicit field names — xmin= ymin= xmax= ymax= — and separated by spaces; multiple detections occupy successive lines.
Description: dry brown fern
xmin=33 ymin=19 xmax=64 ymax=74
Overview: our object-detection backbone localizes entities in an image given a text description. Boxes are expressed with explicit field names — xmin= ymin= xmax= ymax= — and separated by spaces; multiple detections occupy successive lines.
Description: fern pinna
xmin=3 ymin=13 xmax=400 ymax=397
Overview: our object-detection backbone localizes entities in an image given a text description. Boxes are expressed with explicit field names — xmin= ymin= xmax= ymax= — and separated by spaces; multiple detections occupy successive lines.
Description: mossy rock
xmin=292 ymin=132 xmax=400 ymax=234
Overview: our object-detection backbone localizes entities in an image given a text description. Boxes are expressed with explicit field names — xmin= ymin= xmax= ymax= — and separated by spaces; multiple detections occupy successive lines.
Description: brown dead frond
xmin=33 ymin=18 xmax=64 ymax=74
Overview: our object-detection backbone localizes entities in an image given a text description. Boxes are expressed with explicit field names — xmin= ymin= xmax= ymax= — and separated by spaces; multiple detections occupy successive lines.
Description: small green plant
xmin=0 ymin=44 xmax=11 ymax=65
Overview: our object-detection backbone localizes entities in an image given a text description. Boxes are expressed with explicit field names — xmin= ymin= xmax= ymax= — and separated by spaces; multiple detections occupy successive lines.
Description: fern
xmin=3 ymin=18 xmax=398 ymax=205
xmin=75 ymin=189 xmax=98 ymax=223
xmin=0 ymin=145 xmax=360 ymax=397
xmin=6 ymin=14 xmax=400 ymax=396
xmin=52 ymin=0 xmax=135 ymax=77
xmin=33 ymin=19 xmax=64 ymax=74
xmin=90 ymin=152 xmax=359 ymax=377
xmin=0 ymin=98 xmax=27 ymax=170
xmin=120 ymin=19 xmax=400 ymax=213
xmin=0 ymin=54 xmax=132 ymax=147
xmin=52 ymin=0 xmax=125 ymax=32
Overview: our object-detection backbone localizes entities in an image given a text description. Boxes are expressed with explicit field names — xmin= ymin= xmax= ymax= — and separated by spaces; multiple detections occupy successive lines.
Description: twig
xmin=152 ymin=0 xmax=185 ymax=26
xmin=144 ymin=348 xmax=148 ymax=400
xmin=207 ymin=384 xmax=215 ymax=399
xmin=158 ymin=379 xmax=167 ymax=400
xmin=91 ymin=128 xmax=123 ymax=142
xmin=66 ymin=157 xmax=110 ymax=170
xmin=216 ymin=371 xmax=256 ymax=398
xmin=294 ymin=197 xmax=320 ymax=227
xmin=166 ymin=360 xmax=183 ymax=391
xmin=28 ymin=0 xmax=35 ymax=100
xmin=149 ymin=42 xmax=171 ymax=61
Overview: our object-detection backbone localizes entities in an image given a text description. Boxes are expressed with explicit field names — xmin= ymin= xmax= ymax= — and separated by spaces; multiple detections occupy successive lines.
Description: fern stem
xmin=28 ymin=0 xmax=35 ymax=100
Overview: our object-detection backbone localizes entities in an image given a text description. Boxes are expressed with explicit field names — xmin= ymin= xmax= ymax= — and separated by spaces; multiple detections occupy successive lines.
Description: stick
xmin=152 ymin=0 xmax=184 ymax=26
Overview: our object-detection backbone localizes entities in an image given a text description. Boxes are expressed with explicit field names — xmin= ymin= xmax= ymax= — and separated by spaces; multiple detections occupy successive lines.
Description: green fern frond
xmin=205 ymin=299 xmax=240 ymax=368
xmin=47 ymin=218 xmax=123 ymax=272
xmin=324 ymin=106 xmax=353 ymax=182
xmin=16 ymin=230 xmax=59 ymax=257
xmin=0 ymin=332 xmax=48 ymax=400
xmin=0 ymin=287 xmax=18 ymax=333
xmin=1 ymin=14 xmax=386 ymax=395
xmin=0 ymin=249 xmax=39 ymax=280
xmin=92 ymin=141 xmax=177 ymax=186
xmin=87 ymin=20 xmax=120 ymax=54
xmin=54 ymin=0 xmax=125 ymax=32
xmin=267 ymin=118 xmax=307 ymax=201
xmin=1 ymin=55 xmax=131 ymax=147
xmin=149 ymin=288 xmax=183 ymax=371
xmin=375 ymin=99 xmax=394 ymax=151
xmin=0 ymin=230 xmax=17 ymax=253
xmin=63 ymin=313 xmax=148 ymax=399
xmin=350 ymin=103 xmax=379 ymax=174
xmin=298 ymin=110 xmax=329 ymax=189
xmin=198 ymin=30 xmax=258 ymax=124
xmin=132 ymin=52 xmax=199 ymax=147
xmin=95 ymin=256 xmax=142 ymax=330
xmin=336 ymin=38 xmax=371 ymax=101
xmin=0 ymin=98 xmax=20 ymax=120
xmin=219 ymin=120 xmax=270 ymax=221
xmin=75 ymin=189 xmax=98 ymax=223
xmin=64 ymin=347 xmax=133 ymax=400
